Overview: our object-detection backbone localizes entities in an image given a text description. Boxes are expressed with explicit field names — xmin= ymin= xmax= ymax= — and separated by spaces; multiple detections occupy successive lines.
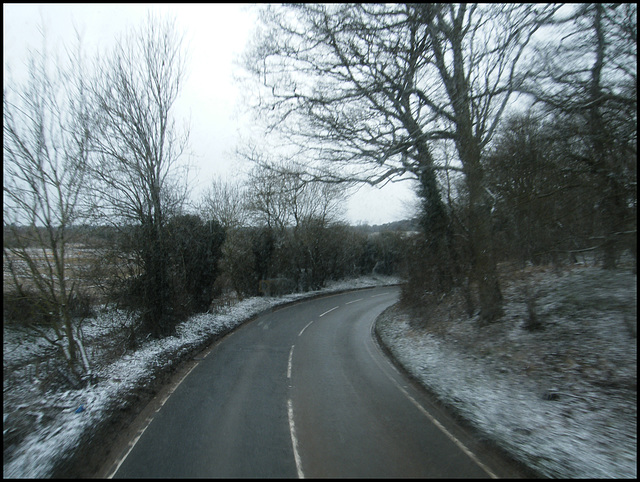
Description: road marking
xmin=345 ymin=298 xmax=363 ymax=305
xmin=287 ymin=344 xmax=304 ymax=477
xmin=319 ymin=306 xmax=339 ymax=317
xmin=287 ymin=345 xmax=295 ymax=379
xmin=370 ymin=292 xmax=390 ymax=298
xmin=398 ymin=386 xmax=497 ymax=479
xmin=106 ymin=415 xmax=154 ymax=478
xmin=365 ymin=324 xmax=498 ymax=479
xmin=156 ymin=363 xmax=198 ymax=411
xmin=298 ymin=320 xmax=314 ymax=337
xmin=107 ymin=361 xmax=199 ymax=478
xmin=287 ymin=398 xmax=305 ymax=479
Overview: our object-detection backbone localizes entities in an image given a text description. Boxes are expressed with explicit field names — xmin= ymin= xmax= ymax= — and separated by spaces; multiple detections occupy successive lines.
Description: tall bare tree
xmin=243 ymin=3 xmax=556 ymax=320
xmin=3 ymin=33 xmax=93 ymax=379
xmin=522 ymin=3 xmax=637 ymax=270
xmin=89 ymin=14 xmax=190 ymax=336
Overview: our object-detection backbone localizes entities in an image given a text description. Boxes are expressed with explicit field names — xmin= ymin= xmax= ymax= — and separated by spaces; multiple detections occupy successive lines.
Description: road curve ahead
xmin=110 ymin=286 xmax=517 ymax=478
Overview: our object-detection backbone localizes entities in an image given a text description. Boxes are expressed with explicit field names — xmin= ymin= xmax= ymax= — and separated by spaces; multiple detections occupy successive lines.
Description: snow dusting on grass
xmin=4 ymin=267 xmax=636 ymax=478
xmin=376 ymin=265 xmax=637 ymax=478
xmin=3 ymin=275 xmax=399 ymax=478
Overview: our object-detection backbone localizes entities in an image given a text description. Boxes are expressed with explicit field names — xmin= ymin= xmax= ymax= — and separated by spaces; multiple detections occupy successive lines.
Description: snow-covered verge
xmin=3 ymin=275 xmax=400 ymax=478
xmin=376 ymin=265 xmax=637 ymax=478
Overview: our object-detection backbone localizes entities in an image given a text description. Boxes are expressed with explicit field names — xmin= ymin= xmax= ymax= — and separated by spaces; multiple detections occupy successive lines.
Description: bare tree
xmin=199 ymin=176 xmax=250 ymax=231
xmin=89 ymin=14 xmax=191 ymax=336
xmin=485 ymin=112 xmax=599 ymax=267
xmin=243 ymin=3 xmax=557 ymax=320
xmin=198 ymin=176 xmax=251 ymax=301
xmin=3 ymin=33 xmax=93 ymax=380
xmin=245 ymin=159 xmax=346 ymax=290
xmin=246 ymin=158 xmax=345 ymax=232
xmin=521 ymin=4 xmax=637 ymax=269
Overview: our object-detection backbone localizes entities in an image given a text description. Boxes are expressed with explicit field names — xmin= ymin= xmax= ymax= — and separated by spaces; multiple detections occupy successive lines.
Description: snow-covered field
xmin=376 ymin=265 xmax=637 ymax=478
xmin=3 ymin=275 xmax=400 ymax=478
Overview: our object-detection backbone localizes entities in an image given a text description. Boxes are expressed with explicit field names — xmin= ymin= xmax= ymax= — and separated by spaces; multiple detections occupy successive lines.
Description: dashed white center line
xmin=319 ymin=306 xmax=339 ymax=317
xmin=287 ymin=398 xmax=305 ymax=478
xmin=286 ymin=343 xmax=304 ymax=478
xmin=298 ymin=320 xmax=314 ymax=337
xmin=345 ymin=298 xmax=363 ymax=305
xmin=287 ymin=345 xmax=295 ymax=380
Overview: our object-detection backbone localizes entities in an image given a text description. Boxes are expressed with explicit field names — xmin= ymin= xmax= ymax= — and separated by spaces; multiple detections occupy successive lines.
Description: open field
xmin=3 ymin=244 xmax=129 ymax=306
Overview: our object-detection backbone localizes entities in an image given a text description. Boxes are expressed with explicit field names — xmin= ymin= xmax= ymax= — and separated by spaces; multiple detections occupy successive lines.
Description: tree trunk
xmin=468 ymin=191 xmax=503 ymax=321
xmin=60 ymin=307 xmax=78 ymax=373
xmin=588 ymin=4 xmax=629 ymax=270
xmin=417 ymin=162 xmax=457 ymax=292
xmin=461 ymin=138 xmax=504 ymax=322
xmin=430 ymin=5 xmax=504 ymax=322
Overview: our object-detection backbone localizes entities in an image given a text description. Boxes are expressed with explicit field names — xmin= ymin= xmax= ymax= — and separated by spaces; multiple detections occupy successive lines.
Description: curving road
xmin=109 ymin=286 xmax=523 ymax=478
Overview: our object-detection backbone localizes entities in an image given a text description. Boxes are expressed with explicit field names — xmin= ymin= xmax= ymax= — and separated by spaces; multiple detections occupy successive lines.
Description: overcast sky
xmin=3 ymin=3 xmax=417 ymax=225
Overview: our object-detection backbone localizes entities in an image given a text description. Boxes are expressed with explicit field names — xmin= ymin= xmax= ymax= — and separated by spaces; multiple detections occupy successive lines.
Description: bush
xmin=3 ymin=289 xmax=55 ymax=327
xmin=166 ymin=215 xmax=226 ymax=314
xmin=67 ymin=291 xmax=95 ymax=319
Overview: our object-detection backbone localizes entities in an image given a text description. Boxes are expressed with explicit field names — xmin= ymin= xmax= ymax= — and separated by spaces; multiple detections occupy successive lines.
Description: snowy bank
xmin=376 ymin=266 xmax=637 ymax=478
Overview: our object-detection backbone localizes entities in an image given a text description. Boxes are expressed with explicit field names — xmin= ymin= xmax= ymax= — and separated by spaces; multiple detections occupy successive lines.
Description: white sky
xmin=3 ymin=3 xmax=416 ymax=226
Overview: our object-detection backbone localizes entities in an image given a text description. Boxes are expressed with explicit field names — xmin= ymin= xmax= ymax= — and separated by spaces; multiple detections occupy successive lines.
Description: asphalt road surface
xmin=110 ymin=286 xmax=525 ymax=478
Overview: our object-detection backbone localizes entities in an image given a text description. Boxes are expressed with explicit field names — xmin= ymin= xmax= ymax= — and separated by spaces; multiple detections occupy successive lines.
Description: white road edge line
xmin=107 ymin=361 xmax=199 ymax=478
xmin=287 ymin=398 xmax=305 ymax=479
xmin=106 ymin=416 xmax=152 ymax=479
xmin=319 ymin=306 xmax=339 ymax=317
xmin=365 ymin=326 xmax=498 ymax=479
xmin=398 ymin=385 xmax=498 ymax=479
xmin=298 ymin=320 xmax=314 ymax=337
